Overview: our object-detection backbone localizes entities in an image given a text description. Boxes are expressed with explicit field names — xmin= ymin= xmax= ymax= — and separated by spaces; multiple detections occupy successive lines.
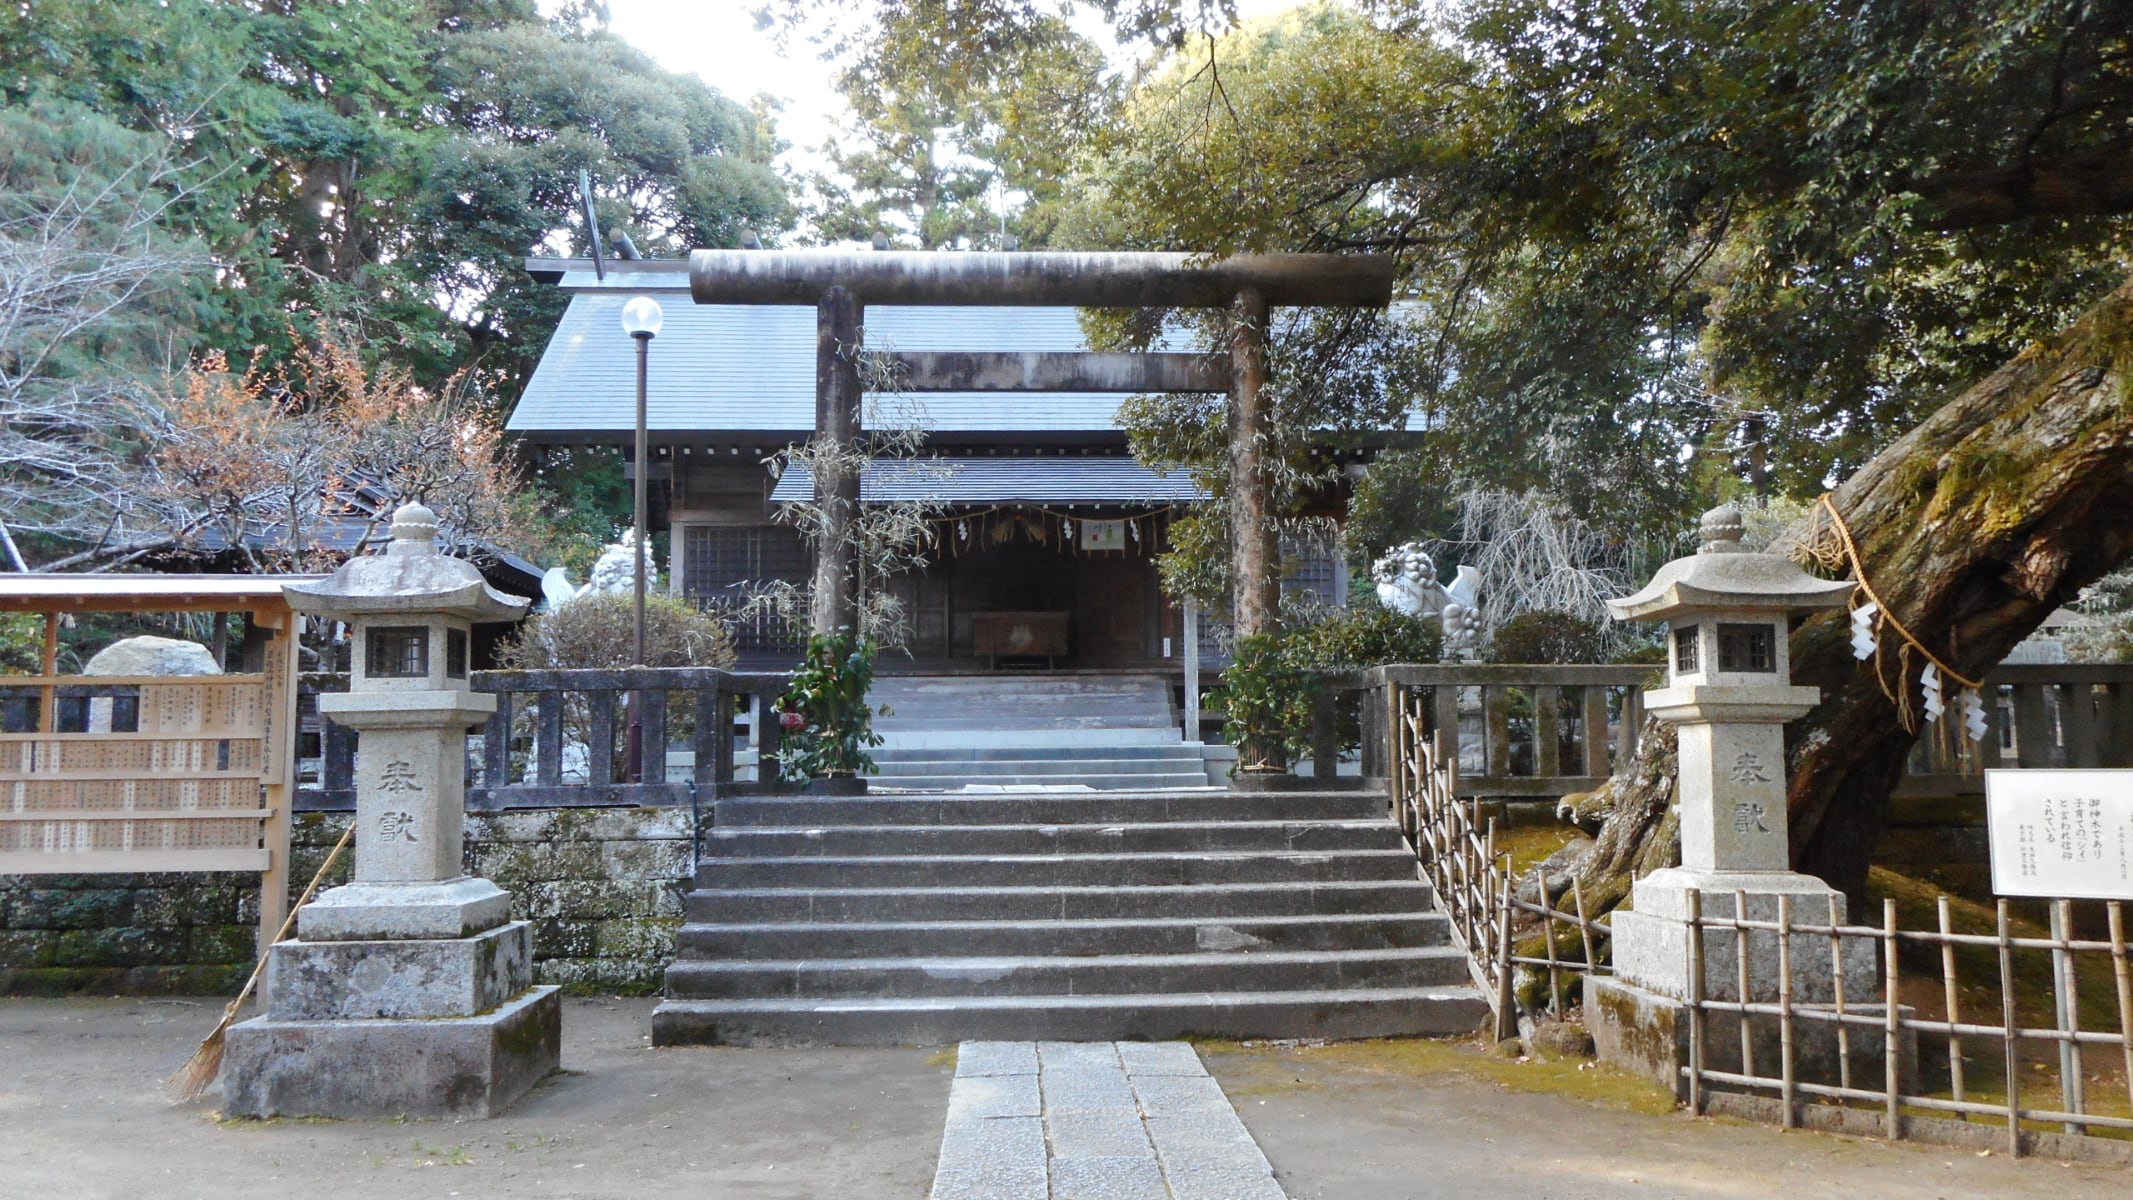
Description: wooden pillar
xmin=811 ymin=286 xmax=865 ymax=638
xmin=254 ymin=606 xmax=298 ymax=964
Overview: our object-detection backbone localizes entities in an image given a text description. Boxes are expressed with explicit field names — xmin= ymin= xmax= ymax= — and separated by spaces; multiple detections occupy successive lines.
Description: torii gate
xmin=687 ymin=250 xmax=1395 ymax=759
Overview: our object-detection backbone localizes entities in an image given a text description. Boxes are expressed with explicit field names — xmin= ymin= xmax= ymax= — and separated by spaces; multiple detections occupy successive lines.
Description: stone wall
xmin=1874 ymin=792 xmax=1990 ymax=898
xmin=1 ymin=805 xmax=697 ymax=997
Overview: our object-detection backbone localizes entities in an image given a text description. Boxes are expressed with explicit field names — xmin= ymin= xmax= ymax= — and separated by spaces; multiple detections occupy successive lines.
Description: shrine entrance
xmin=884 ymin=513 xmax=1173 ymax=669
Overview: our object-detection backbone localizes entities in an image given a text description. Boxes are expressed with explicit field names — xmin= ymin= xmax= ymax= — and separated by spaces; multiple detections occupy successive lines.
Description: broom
xmin=165 ymin=822 xmax=356 ymax=1102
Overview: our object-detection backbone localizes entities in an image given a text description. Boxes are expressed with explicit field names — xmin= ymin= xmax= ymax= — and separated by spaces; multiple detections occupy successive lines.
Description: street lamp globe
xmin=620 ymin=295 xmax=664 ymax=338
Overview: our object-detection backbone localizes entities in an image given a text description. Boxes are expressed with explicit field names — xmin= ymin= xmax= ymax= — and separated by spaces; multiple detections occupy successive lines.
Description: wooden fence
xmin=1680 ymin=892 xmax=2133 ymax=1158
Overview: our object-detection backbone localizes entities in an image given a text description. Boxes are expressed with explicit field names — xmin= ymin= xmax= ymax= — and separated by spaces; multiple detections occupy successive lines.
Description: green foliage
xmin=1064 ymin=0 xmax=2133 ymax=557
xmin=776 ymin=630 xmax=887 ymax=781
xmin=0 ymin=1 xmax=790 ymax=401
xmin=1342 ymin=447 xmax=1456 ymax=574
xmin=530 ymin=447 xmax=632 ymax=578
xmin=1488 ymin=610 xmax=1602 ymax=665
xmin=805 ymin=9 xmax=1114 ymax=248
xmin=1285 ymin=603 xmax=1444 ymax=673
xmin=1218 ymin=632 xmax=1312 ymax=770
xmin=1220 ymin=605 xmax=1443 ymax=768
xmin=0 ymin=614 xmax=44 ymax=675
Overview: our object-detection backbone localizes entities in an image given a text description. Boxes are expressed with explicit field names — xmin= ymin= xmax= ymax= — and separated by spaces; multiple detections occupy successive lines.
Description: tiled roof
xmin=768 ymin=457 xmax=1206 ymax=505
xmin=508 ymin=295 xmax=1165 ymax=438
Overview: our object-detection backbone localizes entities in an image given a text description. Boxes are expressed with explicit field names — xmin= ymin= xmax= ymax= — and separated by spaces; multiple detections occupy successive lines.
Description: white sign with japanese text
xmin=1984 ymin=769 xmax=2133 ymax=900
xmin=1081 ymin=520 xmax=1126 ymax=552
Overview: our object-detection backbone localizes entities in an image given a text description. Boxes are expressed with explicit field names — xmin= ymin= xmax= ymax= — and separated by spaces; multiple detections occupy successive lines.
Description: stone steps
xmin=674 ymin=912 xmax=1448 ymax=957
xmin=870 ymin=755 xmax=1203 ymax=777
xmin=704 ymin=819 xmax=1397 ymax=857
xmin=864 ymin=672 xmax=1197 ymax=788
xmin=664 ymin=946 xmax=1471 ymax=1000
xmin=713 ymin=792 xmax=1387 ymax=826
xmin=692 ymin=848 xmax=1419 ymax=889
xmin=652 ymin=987 xmax=1489 ymax=1047
xmin=658 ymin=787 xmax=1487 ymax=1045
xmin=685 ymin=879 xmax=1433 ymax=923
xmin=877 ymin=771 xmax=1212 ymax=791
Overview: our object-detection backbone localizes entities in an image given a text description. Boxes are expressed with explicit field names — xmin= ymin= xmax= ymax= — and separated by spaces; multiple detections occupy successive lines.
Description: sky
xmin=596 ymin=0 xmax=1315 ymax=179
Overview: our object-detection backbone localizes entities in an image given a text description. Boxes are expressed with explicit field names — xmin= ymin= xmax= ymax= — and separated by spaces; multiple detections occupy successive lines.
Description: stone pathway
xmin=930 ymin=1040 xmax=1287 ymax=1200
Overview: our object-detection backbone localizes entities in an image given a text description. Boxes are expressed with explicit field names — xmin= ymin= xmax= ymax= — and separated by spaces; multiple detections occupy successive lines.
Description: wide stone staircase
xmin=866 ymin=674 xmax=1209 ymax=790
xmin=652 ymin=787 xmax=1490 ymax=1046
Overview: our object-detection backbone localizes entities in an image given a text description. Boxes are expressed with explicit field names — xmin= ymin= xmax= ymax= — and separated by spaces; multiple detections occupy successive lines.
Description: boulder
xmin=83 ymin=635 xmax=220 ymax=677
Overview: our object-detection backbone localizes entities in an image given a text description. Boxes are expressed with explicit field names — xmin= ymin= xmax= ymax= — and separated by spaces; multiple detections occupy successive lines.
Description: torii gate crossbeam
xmin=687 ymin=250 xmax=1396 ymax=697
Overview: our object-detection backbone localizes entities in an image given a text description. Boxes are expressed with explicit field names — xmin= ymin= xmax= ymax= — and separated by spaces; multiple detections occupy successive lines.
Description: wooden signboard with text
xmin=1985 ymin=768 xmax=2133 ymax=901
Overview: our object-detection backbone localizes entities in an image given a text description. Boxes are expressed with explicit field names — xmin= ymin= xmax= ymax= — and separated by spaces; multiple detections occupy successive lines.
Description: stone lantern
xmin=1587 ymin=504 xmax=1882 ymax=1092
xmin=222 ymin=503 xmax=558 ymax=1119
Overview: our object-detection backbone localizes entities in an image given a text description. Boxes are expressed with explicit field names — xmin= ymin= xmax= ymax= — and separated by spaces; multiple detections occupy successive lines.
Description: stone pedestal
xmin=224 ymin=502 xmax=556 ymax=1119
xmin=221 ymin=988 xmax=560 ymax=1119
xmin=1610 ymin=868 xmax=1878 ymax=1003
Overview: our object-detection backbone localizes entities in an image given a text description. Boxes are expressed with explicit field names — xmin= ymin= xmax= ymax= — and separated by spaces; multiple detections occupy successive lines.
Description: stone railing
xmin=298 ymin=667 xmax=788 ymax=812
xmin=1358 ymin=664 xmax=1655 ymax=799
xmin=1899 ymin=663 xmax=2133 ymax=793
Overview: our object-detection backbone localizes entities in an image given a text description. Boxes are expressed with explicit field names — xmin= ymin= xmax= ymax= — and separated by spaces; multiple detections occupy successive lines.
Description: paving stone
xmin=945 ymin=1072 xmax=1042 ymax=1120
xmin=1038 ymin=1040 xmax=1123 ymax=1068
xmin=1129 ymin=1071 xmax=1234 ymax=1116
xmin=930 ymin=1040 xmax=1287 ymax=1200
xmin=930 ymin=1114 xmax=1046 ymax=1200
xmin=1041 ymin=1063 xmax=1140 ymax=1112
xmin=1117 ymin=1039 xmax=1208 ymax=1077
xmin=956 ymin=1040 xmax=1040 ymax=1077
xmin=1045 ymin=1107 xmax=1156 ymax=1158
xmin=1158 ymin=1158 xmax=1288 ymax=1200
xmin=1049 ymin=1154 xmax=1170 ymax=1200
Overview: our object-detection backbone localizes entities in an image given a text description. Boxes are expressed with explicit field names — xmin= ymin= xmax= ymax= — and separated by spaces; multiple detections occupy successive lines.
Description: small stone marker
xmin=220 ymin=503 xmax=558 ymax=1119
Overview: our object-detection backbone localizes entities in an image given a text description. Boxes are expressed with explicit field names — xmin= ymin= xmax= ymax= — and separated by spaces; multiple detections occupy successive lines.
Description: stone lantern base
xmin=219 ymin=918 xmax=561 ymax=1119
xmin=1588 ymin=867 xmax=1911 ymax=1100
xmin=220 ymin=986 xmax=559 ymax=1119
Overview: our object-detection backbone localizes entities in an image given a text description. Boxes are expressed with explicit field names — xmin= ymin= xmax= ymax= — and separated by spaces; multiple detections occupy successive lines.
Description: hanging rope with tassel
xmin=1795 ymin=494 xmax=1988 ymax=740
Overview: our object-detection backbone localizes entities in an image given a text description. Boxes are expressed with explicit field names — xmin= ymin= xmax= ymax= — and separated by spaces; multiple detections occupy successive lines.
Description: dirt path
xmin=1201 ymin=1038 xmax=2130 ymax=1200
xmin=0 ymin=996 xmax=951 ymax=1200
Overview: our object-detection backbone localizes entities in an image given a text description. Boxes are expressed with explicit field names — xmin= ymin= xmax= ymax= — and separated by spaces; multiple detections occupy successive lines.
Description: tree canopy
xmin=1035 ymin=0 xmax=2131 ymax=594
xmin=802 ymin=8 xmax=1116 ymax=248
xmin=0 ymin=0 xmax=793 ymax=567
xmin=2 ymin=0 xmax=789 ymax=396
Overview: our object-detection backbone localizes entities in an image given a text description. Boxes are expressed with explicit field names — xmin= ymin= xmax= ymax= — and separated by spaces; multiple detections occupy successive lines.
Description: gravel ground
xmin=3 ymin=996 xmax=2126 ymax=1199
xmin=0 ymin=996 xmax=952 ymax=1200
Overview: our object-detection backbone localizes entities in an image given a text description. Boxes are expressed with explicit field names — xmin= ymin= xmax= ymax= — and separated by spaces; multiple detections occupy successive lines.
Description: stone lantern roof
xmin=283 ymin=503 xmax=530 ymax=623
xmin=1607 ymin=504 xmax=1853 ymax=623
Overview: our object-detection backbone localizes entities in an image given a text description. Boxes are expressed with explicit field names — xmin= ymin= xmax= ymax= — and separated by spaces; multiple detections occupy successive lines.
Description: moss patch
xmin=1197 ymin=1036 xmax=1676 ymax=1117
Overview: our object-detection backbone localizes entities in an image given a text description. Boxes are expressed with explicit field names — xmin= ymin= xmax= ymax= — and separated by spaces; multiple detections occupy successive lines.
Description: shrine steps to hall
xmin=651 ymin=788 xmax=1491 ymax=1047
xmin=864 ymin=674 xmax=1211 ymax=789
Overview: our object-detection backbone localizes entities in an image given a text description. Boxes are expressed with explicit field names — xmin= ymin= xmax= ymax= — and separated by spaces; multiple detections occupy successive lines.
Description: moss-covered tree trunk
xmin=1582 ymin=277 xmax=2133 ymax=909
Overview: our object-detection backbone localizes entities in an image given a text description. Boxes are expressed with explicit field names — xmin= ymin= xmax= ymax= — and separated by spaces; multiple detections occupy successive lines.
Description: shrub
xmin=1286 ymin=604 xmax=1443 ymax=671
xmin=499 ymin=593 xmax=736 ymax=671
xmin=1489 ymin=609 xmax=1602 ymax=664
xmin=1220 ymin=632 xmax=1313 ymax=771
xmin=777 ymin=629 xmax=886 ymax=781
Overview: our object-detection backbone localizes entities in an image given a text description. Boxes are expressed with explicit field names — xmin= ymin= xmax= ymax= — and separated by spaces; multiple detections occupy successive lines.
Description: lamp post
xmin=620 ymin=295 xmax=663 ymax=781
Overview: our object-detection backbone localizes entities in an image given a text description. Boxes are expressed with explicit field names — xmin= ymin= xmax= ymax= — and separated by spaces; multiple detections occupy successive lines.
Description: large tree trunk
xmin=1582 ymin=277 xmax=2133 ymax=909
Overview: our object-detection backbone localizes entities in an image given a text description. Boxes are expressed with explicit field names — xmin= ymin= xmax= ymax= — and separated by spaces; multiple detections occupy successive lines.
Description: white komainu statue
xmin=1371 ymin=543 xmax=1483 ymax=657
xmin=540 ymin=530 xmax=659 ymax=611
